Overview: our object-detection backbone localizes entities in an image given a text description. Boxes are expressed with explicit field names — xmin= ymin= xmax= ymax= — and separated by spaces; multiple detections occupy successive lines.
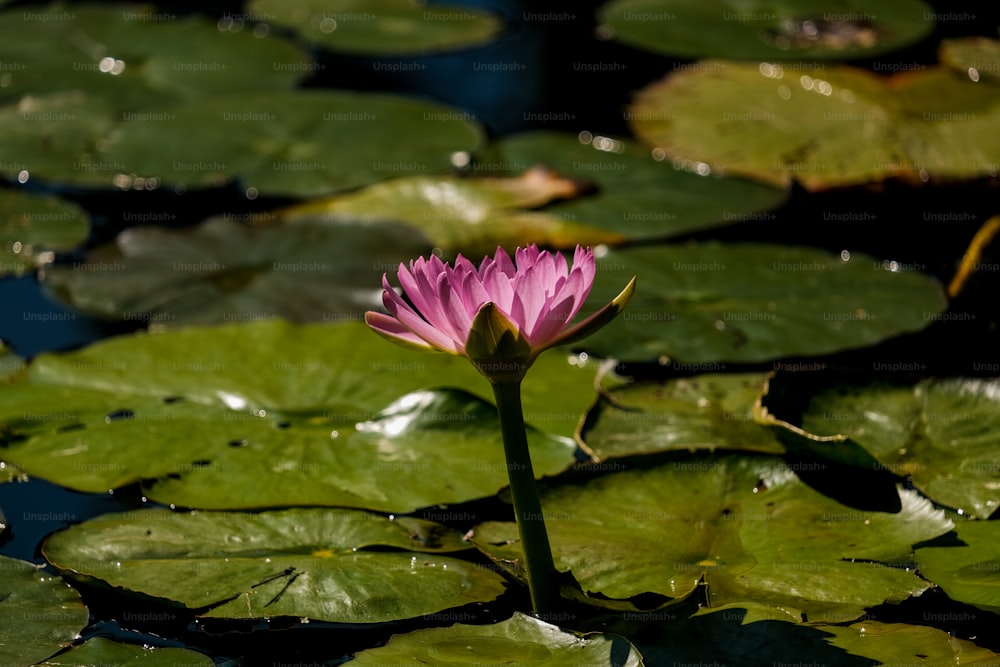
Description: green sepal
xmin=465 ymin=303 xmax=534 ymax=382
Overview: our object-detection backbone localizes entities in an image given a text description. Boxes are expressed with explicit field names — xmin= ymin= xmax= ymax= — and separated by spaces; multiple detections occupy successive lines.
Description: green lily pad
xmin=99 ymin=90 xmax=484 ymax=196
xmin=279 ymin=167 xmax=624 ymax=256
xmin=1 ymin=189 xmax=89 ymax=276
xmin=249 ymin=0 xmax=502 ymax=55
xmin=916 ymin=520 xmax=1000 ymax=615
xmin=0 ymin=555 xmax=89 ymax=666
xmin=0 ymin=5 xmax=308 ymax=108
xmin=471 ymin=455 xmax=952 ymax=620
xmin=41 ymin=217 xmax=432 ymax=327
xmin=625 ymin=602 xmax=999 ymax=665
xmin=597 ymin=0 xmax=933 ymax=60
xmin=348 ymin=611 xmax=645 ymax=665
xmin=2 ymin=386 xmax=576 ymax=511
xmin=42 ymin=508 xmax=507 ymax=623
xmin=785 ymin=378 xmax=1000 ymax=519
xmin=3 ymin=318 xmax=594 ymax=437
xmin=579 ymin=243 xmax=945 ymax=363
xmin=0 ymin=320 xmax=591 ymax=509
xmin=582 ymin=373 xmax=785 ymax=460
xmin=629 ymin=60 xmax=1000 ymax=190
xmin=487 ymin=132 xmax=788 ymax=240
xmin=38 ymin=637 xmax=214 ymax=666
xmin=0 ymin=92 xmax=120 ymax=188
xmin=941 ymin=37 xmax=1000 ymax=84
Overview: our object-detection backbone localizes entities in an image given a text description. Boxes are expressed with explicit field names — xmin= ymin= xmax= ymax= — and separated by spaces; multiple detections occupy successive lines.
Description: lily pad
xmin=579 ymin=243 xmax=945 ymax=363
xmin=99 ymin=89 xmax=484 ymax=196
xmin=916 ymin=520 xmax=1000 ymax=615
xmin=0 ymin=92 xmax=120 ymax=188
xmin=0 ymin=555 xmax=89 ymax=666
xmin=581 ymin=373 xmax=785 ymax=460
xmin=2 ymin=386 xmax=576 ymax=512
xmin=278 ymin=166 xmax=623 ymax=256
xmin=628 ymin=60 xmax=1000 ymax=189
xmin=0 ymin=320 xmax=592 ymax=508
xmin=487 ymin=132 xmax=788 ymax=240
xmin=348 ymin=611 xmax=645 ymax=665
xmin=42 ymin=508 xmax=507 ymax=623
xmin=941 ymin=37 xmax=1000 ymax=84
xmin=38 ymin=637 xmax=214 ymax=666
xmin=471 ymin=454 xmax=952 ymax=620
xmin=597 ymin=0 xmax=933 ymax=60
xmin=41 ymin=217 xmax=432 ymax=326
xmin=249 ymin=0 xmax=502 ymax=55
xmin=784 ymin=378 xmax=1000 ymax=519
xmin=2 ymin=318 xmax=595 ymax=437
xmin=626 ymin=602 xmax=999 ymax=665
xmin=1 ymin=189 xmax=89 ymax=276
xmin=0 ymin=5 xmax=308 ymax=109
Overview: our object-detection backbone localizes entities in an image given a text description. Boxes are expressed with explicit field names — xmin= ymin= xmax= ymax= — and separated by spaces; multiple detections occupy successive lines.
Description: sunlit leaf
xmin=348 ymin=612 xmax=645 ymax=665
xmin=43 ymin=509 xmax=507 ymax=622
xmin=471 ymin=455 xmax=951 ymax=620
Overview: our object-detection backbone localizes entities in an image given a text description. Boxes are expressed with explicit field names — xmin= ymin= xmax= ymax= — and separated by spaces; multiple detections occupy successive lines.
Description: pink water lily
xmin=365 ymin=245 xmax=635 ymax=381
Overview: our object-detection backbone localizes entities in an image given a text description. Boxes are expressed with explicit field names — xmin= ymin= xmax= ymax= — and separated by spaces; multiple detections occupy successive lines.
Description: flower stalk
xmin=490 ymin=379 xmax=559 ymax=616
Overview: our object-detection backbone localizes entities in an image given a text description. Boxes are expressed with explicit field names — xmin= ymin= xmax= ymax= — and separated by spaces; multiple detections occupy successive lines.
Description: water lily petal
xmin=548 ymin=275 xmax=637 ymax=350
xmin=382 ymin=274 xmax=459 ymax=352
xmin=364 ymin=311 xmax=436 ymax=351
xmin=481 ymin=260 xmax=515 ymax=313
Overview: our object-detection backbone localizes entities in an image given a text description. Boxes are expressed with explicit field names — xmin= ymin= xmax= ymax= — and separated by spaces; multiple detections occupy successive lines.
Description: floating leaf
xmin=2 ymin=386 xmax=576 ymax=512
xmin=471 ymin=455 xmax=951 ymax=620
xmin=781 ymin=378 xmax=1000 ymax=519
xmin=0 ymin=319 xmax=592 ymax=508
xmin=487 ymin=132 xmax=788 ymax=240
xmin=629 ymin=61 xmax=1000 ymax=189
xmin=100 ymin=90 xmax=484 ymax=196
xmin=249 ymin=0 xmax=502 ymax=55
xmin=41 ymin=217 xmax=432 ymax=326
xmin=0 ymin=555 xmax=89 ymax=666
xmin=597 ymin=0 xmax=933 ymax=60
xmin=0 ymin=92 xmax=119 ymax=188
xmin=2 ymin=319 xmax=594 ymax=437
xmin=43 ymin=508 xmax=507 ymax=623
xmin=0 ymin=190 xmax=89 ymax=276
xmin=38 ymin=637 xmax=214 ymax=666
xmin=941 ymin=37 xmax=1000 ymax=84
xmin=624 ymin=602 xmax=999 ymax=665
xmin=582 ymin=373 xmax=785 ymax=460
xmin=278 ymin=166 xmax=622 ymax=256
xmin=916 ymin=520 xmax=1000 ymax=615
xmin=579 ymin=243 xmax=945 ymax=362
xmin=0 ymin=4 xmax=308 ymax=108
xmin=348 ymin=612 xmax=645 ymax=665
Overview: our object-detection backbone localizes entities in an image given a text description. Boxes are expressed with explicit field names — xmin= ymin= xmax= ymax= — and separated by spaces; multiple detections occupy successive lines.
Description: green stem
xmin=491 ymin=379 xmax=559 ymax=616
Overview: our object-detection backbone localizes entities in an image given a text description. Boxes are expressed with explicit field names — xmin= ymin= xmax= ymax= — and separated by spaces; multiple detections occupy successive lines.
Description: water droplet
xmin=17 ymin=170 xmax=28 ymax=183
xmin=330 ymin=430 xmax=339 ymax=438
xmin=777 ymin=85 xmax=791 ymax=100
xmin=389 ymin=514 xmax=396 ymax=521
xmin=840 ymin=250 xmax=851 ymax=261
xmin=577 ymin=130 xmax=593 ymax=145
xmin=319 ymin=18 xmax=336 ymax=33
xmin=651 ymin=147 xmax=666 ymax=161
xmin=594 ymin=24 xmax=615 ymax=40
xmin=245 ymin=187 xmax=258 ymax=200
xmin=968 ymin=67 xmax=980 ymax=83
xmin=715 ymin=320 xmax=726 ymax=331
xmin=450 ymin=151 xmax=470 ymax=168
xmin=11 ymin=241 xmax=22 ymax=254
